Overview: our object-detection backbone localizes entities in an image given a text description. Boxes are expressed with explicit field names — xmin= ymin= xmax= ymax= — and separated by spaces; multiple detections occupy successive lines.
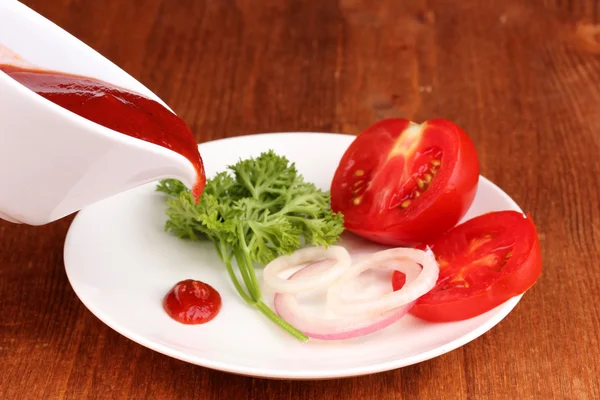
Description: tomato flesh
xmin=392 ymin=211 xmax=542 ymax=321
xmin=331 ymin=118 xmax=479 ymax=246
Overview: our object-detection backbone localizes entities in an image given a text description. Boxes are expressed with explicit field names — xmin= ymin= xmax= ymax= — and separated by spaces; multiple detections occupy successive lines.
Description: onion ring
xmin=274 ymin=259 xmax=417 ymax=340
xmin=326 ymin=247 xmax=439 ymax=317
xmin=262 ymin=245 xmax=351 ymax=294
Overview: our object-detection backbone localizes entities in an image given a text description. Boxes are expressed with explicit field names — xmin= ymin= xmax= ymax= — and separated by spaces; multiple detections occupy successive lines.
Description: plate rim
xmin=63 ymin=131 xmax=525 ymax=380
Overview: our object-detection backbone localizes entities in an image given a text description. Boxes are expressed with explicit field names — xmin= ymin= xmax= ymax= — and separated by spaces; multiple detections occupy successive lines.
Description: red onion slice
xmin=327 ymin=247 xmax=439 ymax=317
xmin=263 ymin=245 xmax=351 ymax=294
xmin=273 ymin=260 xmax=416 ymax=340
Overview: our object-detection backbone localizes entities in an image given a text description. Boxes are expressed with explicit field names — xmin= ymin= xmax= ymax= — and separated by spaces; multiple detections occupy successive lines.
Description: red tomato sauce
xmin=163 ymin=279 xmax=222 ymax=324
xmin=0 ymin=64 xmax=206 ymax=200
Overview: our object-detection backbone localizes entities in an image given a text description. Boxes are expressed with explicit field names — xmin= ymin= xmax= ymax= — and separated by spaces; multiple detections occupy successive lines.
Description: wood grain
xmin=1 ymin=0 xmax=600 ymax=399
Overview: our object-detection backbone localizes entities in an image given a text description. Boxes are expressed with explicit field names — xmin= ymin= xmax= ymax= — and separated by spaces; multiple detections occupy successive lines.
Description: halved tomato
xmin=331 ymin=118 xmax=479 ymax=246
xmin=392 ymin=211 xmax=542 ymax=322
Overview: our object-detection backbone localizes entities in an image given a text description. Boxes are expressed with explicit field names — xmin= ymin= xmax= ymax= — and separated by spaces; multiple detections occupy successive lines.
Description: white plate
xmin=64 ymin=132 xmax=524 ymax=379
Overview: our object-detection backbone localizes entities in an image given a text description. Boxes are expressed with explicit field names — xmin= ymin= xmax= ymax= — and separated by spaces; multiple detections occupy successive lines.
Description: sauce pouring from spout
xmin=0 ymin=1 xmax=207 ymax=225
xmin=0 ymin=64 xmax=207 ymax=201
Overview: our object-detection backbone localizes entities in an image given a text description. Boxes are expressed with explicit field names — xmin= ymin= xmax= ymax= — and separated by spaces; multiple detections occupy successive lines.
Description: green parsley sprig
xmin=157 ymin=150 xmax=344 ymax=341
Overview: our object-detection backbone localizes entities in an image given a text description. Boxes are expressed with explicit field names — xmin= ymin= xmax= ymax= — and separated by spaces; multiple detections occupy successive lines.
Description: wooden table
xmin=2 ymin=1 xmax=599 ymax=398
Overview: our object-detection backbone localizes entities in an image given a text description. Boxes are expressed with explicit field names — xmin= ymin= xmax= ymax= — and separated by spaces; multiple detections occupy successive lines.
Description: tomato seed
xmin=400 ymin=200 xmax=411 ymax=208
xmin=354 ymin=169 xmax=364 ymax=176
xmin=431 ymin=159 xmax=441 ymax=167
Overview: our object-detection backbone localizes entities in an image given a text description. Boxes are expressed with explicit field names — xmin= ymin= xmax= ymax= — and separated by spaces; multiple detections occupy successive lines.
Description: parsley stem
xmin=234 ymin=250 xmax=261 ymax=301
xmin=256 ymin=301 xmax=308 ymax=342
xmin=237 ymin=224 xmax=262 ymax=301
xmin=219 ymin=240 xmax=254 ymax=305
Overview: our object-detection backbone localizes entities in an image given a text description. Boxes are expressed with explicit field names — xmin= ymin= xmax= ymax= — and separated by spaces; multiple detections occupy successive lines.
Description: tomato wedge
xmin=392 ymin=211 xmax=542 ymax=322
xmin=331 ymin=118 xmax=480 ymax=246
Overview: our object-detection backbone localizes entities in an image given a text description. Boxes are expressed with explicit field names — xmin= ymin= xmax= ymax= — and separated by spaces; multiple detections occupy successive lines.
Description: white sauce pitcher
xmin=0 ymin=0 xmax=197 ymax=225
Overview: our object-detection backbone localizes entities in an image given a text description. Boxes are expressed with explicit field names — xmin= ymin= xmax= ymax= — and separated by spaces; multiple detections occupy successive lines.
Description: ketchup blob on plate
xmin=0 ymin=64 xmax=206 ymax=200
xmin=163 ymin=279 xmax=222 ymax=324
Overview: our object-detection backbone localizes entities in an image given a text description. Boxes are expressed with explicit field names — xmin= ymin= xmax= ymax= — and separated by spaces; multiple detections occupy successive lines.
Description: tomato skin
xmin=392 ymin=211 xmax=543 ymax=322
xmin=391 ymin=272 xmax=406 ymax=291
xmin=331 ymin=118 xmax=480 ymax=246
